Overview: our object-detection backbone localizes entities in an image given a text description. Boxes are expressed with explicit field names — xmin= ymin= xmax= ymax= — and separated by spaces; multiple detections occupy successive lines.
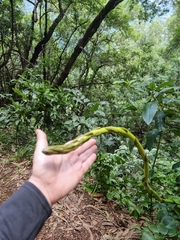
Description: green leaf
xmin=161 ymin=216 xmax=173 ymax=227
xmin=156 ymin=80 xmax=175 ymax=91
xmin=168 ymin=228 xmax=178 ymax=237
xmin=141 ymin=231 xmax=155 ymax=240
xmin=133 ymin=210 xmax=140 ymax=220
xmin=113 ymin=80 xmax=125 ymax=85
xmin=149 ymin=169 xmax=155 ymax=179
xmin=154 ymin=236 xmax=165 ymax=240
xmin=157 ymin=87 xmax=178 ymax=95
xmin=165 ymin=222 xmax=178 ymax=231
xmin=157 ymin=223 xmax=168 ymax=235
xmin=125 ymin=100 xmax=138 ymax=110
xmin=148 ymin=225 xmax=159 ymax=234
xmin=128 ymin=139 xmax=134 ymax=152
xmin=172 ymin=161 xmax=180 ymax=170
xmin=174 ymin=206 xmax=180 ymax=216
xmin=91 ymin=103 xmax=99 ymax=112
xmin=125 ymin=105 xmax=137 ymax=110
xmin=175 ymin=175 xmax=180 ymax=186
xmin=155 ymin=112 xmax=166 ymax=132
xmin=141 ymin=201 xmax=149 ymax=208
xmin=156 ymin=209 xmax=167 ymax=221
xmin=13 ymin=88 xmax=24 ymax=97
xmin=149 ymin=82 xmax=156 ymax=90
xmin=135 ymin=206 xmax=142 ymax=216
xmin=142 ymin=101 xmax=158 ymax=125
xmin=171 ymin=128 xmax=180 ymax=137
xmin=94 ymin=110 xmax=105 ymax=117
xmin=145 ymin=129 xmax=158 ymax=150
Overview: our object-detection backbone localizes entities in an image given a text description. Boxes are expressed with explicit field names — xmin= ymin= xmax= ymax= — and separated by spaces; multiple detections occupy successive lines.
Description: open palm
xmin=29 ymin=130 xmax=97 ymax=206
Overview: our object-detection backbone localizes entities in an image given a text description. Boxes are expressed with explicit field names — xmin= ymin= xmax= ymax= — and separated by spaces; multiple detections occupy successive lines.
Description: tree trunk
xmin=54 ymin=0 xmax=124 ymax=87
xmin=29 ymin=1 xmax=72 ymax=66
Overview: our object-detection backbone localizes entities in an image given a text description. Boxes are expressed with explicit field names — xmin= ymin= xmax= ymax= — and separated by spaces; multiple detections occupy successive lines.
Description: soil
xmin=0 ymin=153 xmax=146 ymax=240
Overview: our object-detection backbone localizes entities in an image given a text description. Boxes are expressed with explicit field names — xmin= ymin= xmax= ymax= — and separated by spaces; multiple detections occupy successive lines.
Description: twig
xmin=78 ymin=216 xmax=94 ymax=240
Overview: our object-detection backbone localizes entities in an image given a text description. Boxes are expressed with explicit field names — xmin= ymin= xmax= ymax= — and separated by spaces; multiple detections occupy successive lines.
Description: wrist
xmin=28 ymin=176 xmax=53 ymax=207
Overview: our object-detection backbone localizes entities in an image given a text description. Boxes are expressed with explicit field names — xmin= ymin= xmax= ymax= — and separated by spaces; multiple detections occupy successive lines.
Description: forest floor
xmin=0 ymin=153 xmax=146 ymax=240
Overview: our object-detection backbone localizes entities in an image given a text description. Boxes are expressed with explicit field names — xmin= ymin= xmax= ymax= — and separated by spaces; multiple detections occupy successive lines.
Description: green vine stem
xmin=42 ymin=126 xmax=180 ymax=205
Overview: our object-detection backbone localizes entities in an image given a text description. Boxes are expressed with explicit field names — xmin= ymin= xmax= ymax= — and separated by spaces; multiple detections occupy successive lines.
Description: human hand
xmin=28 ymin=129 xmax=97 ymax=206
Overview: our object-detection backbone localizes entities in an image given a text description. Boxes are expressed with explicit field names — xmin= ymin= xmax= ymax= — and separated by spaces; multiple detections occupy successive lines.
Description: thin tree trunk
xmin=29 ymin=1 xmax=72 ymax=66
xmin=54 ymin=0 xmax=124 ymax=87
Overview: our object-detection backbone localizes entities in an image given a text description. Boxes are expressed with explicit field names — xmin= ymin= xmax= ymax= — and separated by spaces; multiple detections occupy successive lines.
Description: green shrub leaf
xmin=142 ymin=101 xmax=158 ymax=125
xmin=171 ymin=128 xmax=180 ymax=136
xmin=148 ymin=225 xmax=159 ymax=233
xmin=172 ymin=161 xmax=180 ymax=170
xmin=157 ymin=223 xmax=168 ymax=235
xmin=141 ymin=231 xmax=155 ymax=240
xmin=155 ymin=112 xmax=166 ymax=132
xmin=175 ymin=175 xmax=180 ymax=186
xmin=145 ymin=129 xmax=158 ymax=150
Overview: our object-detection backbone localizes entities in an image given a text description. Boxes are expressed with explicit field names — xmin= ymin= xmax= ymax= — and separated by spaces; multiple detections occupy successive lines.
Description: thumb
xmin=35 ymin=129 xmax=48 ymax=152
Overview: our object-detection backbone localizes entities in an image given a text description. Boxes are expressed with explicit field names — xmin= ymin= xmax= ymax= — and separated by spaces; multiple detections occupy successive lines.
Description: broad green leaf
xmin=172 ymin=120 xmax=180 ymax=123
xmin=113 ymin=80 xmax=125 ymax=85
xmin=127 ymin=139 xmax=134 ymax=152
xmin=152 ymin=203 xmax=165 ymax=209
xmin=135 ymin=206 xmax=142 ymax=216
xmin=141 ymin=201 xmax=149 ymax=208
xmin=154 ymin=236 xmax=165 ymax=240
xmin=91 ymin=103 xmax=99 ymax=112
xmin=155 ymin=112 xmax=166 ymax=132
xmin=168 ymin=228 xmax=178 ymax=237
xmin=84 ymin=103 xmax=99 ymax=118
xmin=94 ymin=110 xmax=105 ymax=117
xmin=165 ymin=222 xmax=178 ymax=231
xmin=164 ymin=110 xmax=176 ymax=118
xmin=174 ymin=206 xmax=180 ymax=216
xmin=13 ymin=88 xmax=24 ymax=97
xmin=127 ymin=200 xmax=135 ymax=207
xmin=129 ymin=99 xmax=139 ymax=109
xmin=142 ymin=101 xmax=158 ymax=125
xmin=141 ymin=231 xmax=155 ymax=240
xmin=171 ymin=128 xmax=180 ymax=137
xmin=83 ymin=98 xmax=90 ymax=103
xmin=172 ymin=161 xmax=180 ymax=170
xmin=156 ymin=209 xmax=167 ymax=221
xmin=161 ymin=216 xmax=173 ymax=227
xmin=157 ymin=223 xmax=168 ymax=235
xmin=149 ymin=82 xmax=156 ymax=90
xmin=125 ymin=105 xmax=137 ymax=110
xmin=175 ymin=175 xmax=180 ymax=186
xmin=149 ymin=169 xmax=155 ymax=179
xmin=166 ymin=195 xmax=180 ymax=204
xmin=145 ymin=129 xmax=158 ymax=150
xmin=157 ymin=86 xmax=178 ymax=95
xmin=148 ymin=225 xmax=159 ymax=233
xmin=156 ymin=80 xmax=176 ymax=91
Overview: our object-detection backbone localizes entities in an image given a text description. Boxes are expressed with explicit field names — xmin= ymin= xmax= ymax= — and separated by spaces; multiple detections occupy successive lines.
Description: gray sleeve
xmin=0 ymin=181 xmax=52 ymax=240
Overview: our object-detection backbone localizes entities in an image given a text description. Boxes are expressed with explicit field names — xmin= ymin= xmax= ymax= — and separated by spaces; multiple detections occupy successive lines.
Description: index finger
xmin=75 ymin=139 xmax=97 ymax=156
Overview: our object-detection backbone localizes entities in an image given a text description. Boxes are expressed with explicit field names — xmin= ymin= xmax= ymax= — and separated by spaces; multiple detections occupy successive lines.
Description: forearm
xmin=0 ymin=181 xmax=52 ymax=240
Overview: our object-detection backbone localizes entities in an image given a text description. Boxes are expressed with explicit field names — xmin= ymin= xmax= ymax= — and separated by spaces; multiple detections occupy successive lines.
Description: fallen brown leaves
xmin=0 ymin=154 xmax=145 ymax=240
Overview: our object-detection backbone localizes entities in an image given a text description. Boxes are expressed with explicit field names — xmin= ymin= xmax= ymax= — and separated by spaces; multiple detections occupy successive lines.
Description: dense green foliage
xmin=0 ymin=0 xmax=180 ymax=239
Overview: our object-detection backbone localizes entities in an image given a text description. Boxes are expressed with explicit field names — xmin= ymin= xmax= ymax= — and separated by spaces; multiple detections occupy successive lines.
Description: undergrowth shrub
xmin=84 ymin=141 xmax=180 ymax=239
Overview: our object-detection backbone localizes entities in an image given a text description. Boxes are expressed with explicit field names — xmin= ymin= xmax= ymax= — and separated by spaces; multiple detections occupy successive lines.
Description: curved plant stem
xmin=43 ymin=126 xmax=180 ymax=205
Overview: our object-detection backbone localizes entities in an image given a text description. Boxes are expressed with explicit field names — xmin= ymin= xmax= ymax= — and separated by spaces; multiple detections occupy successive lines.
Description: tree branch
xmin=29 ymin=1 xmax=72 ymax=66
xmin=54 ymin=0 xmax=124 ymax=86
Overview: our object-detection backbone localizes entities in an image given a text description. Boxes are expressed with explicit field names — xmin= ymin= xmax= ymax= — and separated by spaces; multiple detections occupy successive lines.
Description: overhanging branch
xmin=54 ymin=0 xmax=124 ymax=87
